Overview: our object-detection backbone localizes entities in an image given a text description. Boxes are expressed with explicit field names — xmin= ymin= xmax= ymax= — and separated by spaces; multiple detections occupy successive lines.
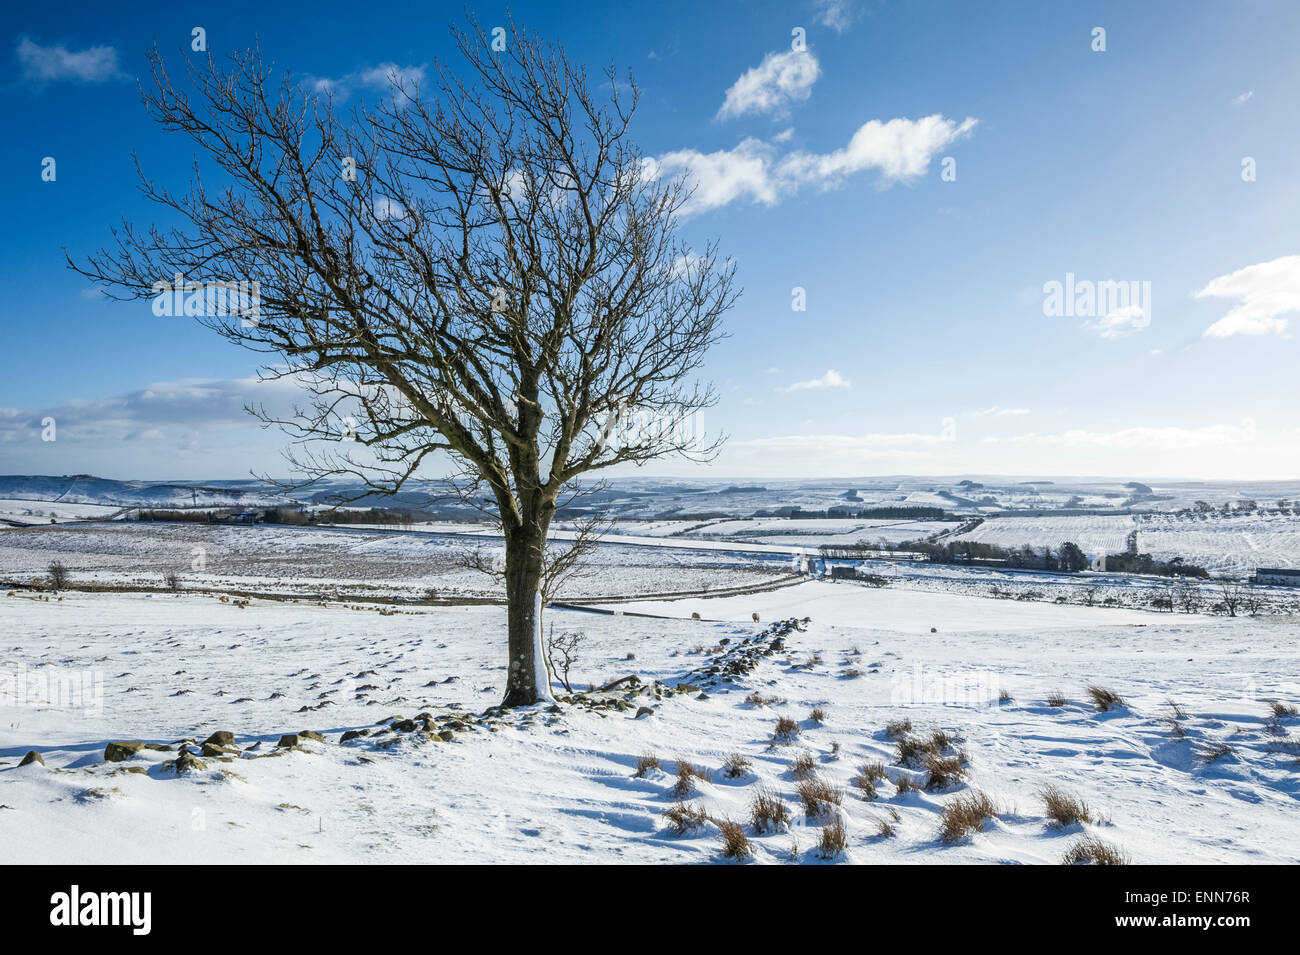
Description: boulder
xmin=298 ymin=730 xmax=325 ymax=743
xmin=104 ymin=741 xmax=144 ymax=762
xmin=18 ymin=750 xmax=44 ymax=767
xmin=202 ymin=731 xmax=237 ymax=749
xmin=634 ymin=706 xmax=655 ymax=719
xmin=276 ymin=734 xmax=300 ymax=749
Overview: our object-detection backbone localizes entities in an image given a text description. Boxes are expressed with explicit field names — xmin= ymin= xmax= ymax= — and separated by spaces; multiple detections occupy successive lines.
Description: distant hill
xmin=0 ymin=475 xmax=296 ymax=509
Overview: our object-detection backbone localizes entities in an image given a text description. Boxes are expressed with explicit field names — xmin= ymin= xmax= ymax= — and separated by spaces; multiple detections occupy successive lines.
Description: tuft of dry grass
xmin=1167 ymin=699 xmax=1188 ymax=719
xmin=796 ymin=778 xmax=842 ymax=817
xmin=817 ymin=822 xmax=848 ymax=859
xmin=998 ymin=689 xmax=1013 ymax=704
xmin=662 ymin=802 xmax=708 ymax=835
xmin=1166 ymin=718 xmax=1187 ymax=739
xmin=924 ymin=752 xmax=969 ymax=791
xmin=672 ymin=758 xmax=711 ymax=798
xmin=1199 ymin=743 xmax=1234 ymax=765
xmin=1046 ymin=691 xmax=1069 ymax=708
xmin=1269 ymin=700 xmax=1299 ymax=718
xmin=790 ymin=750 xmax=818 ymax=780
xmin=894 ymin=774 xmax=921 ymax=794
xmin=853 ymin=760 xmax=887 ymax=799
xmin=717 ymin=818 xmax=751 ymax=860
xmin=809 ymin=706 xmax=828 ymax=724
xmin=773 ymin=715 xmax=801 ymax=743
xmin=875 ymin=816 xmax=897 ymax=838
xmin=722 ymin=752 xmax=752 ymax=778
xmin=884 ymin=718 xmax=913 ymax=740
xmin=635 ymin=752 xmax=661 ymax=777
xmin=1039 ymin=784 xmax=1091 ymax=827
xmin=749 ymin=787 xmax=790 ymax=833
xmin=1086 ymin=685 xmax=1126 ymax=712
xmin=938 ymin=791 xmax=999 ymax=844
xmin=841 ymin=667 xmax=864 ymax=679
xmin=1061 ymin=836 xmax=1129 ymax=865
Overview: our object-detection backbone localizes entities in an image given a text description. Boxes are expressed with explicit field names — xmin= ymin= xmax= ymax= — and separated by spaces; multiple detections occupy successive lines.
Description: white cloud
xmin=717 ymin=50 xmax=821 ymax=120
xmin=16 ymin=37 xmax=124 ymax=83
xmin=971 ymin=406 xmax=1030 ymax=417
xmin=783 ymin=369 xmax=850 ymax=392
xmin=1087 ymin=303 xmax=1150 ymax=338
xmin=647 ymin=138 xmax=780 ymax=211
xmin=987 ymin=420 xmax=1256 ymax=451
xmin=778 ymin=115 xmax=978 ymax=188
xmin=812 ymin=0 xmax=857 ymax=33
xmin=1231 ymin=90 xmax=1254 ymax=106
xmin=649 ymin=114 xmax=976 ymax=213
xmin=305 ymin=62 xmax=426 ymax=101
xmin=1197 ymin=254 xmax=1300 ymax=338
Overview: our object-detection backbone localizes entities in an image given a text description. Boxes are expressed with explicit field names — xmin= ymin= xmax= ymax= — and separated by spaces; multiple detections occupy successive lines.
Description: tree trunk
xmin=500 ymin=523 xmax=554 ymax=707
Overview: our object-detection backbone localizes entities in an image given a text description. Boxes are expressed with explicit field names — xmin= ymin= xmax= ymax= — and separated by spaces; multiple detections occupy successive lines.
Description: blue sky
xmin=2 ymin=0 xmax=1299 ymax=481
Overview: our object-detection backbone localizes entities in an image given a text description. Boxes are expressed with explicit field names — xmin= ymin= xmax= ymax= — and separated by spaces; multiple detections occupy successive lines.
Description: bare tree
xmin=544 ymin=626 xmax=585 ymax=694
xmin=47 ymin=561 xmax=69 ymax=591
xmin=71 ymin=21 xmax=735 ymax=707
xmin=1218 ymin=582 xmax=1244 ymax=617
xmin=461 ymin=505 xmax=612 ymax=604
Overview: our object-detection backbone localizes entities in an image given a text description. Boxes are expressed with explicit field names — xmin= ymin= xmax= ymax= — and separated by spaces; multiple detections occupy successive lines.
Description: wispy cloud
xmin=1197 ymin=254 xmax=1300 ymax=338
xmin=971 ymin=406 xmax=1030 ymax=418
xmin=649 ymin=114 xmax=976 ymax=213
xmin=1087 ymin=303 xmax=1149 ymax=339
xmin=717 ymin=50 xmax=820 ymax=120
xmin=986 ymin=420 xmax=1256 ymax=450
xmin=304 ymin=62 xmax=426 ymax=102
xmin=16 ymin=37 xmax=124 ymax=84
xmin=1230 ymin=90 xmax=1254 ymax=106
xmin=812 ymin=0 xmax=857 ymax=33
xmin=783 ymin=369 xmax=850 ymax=392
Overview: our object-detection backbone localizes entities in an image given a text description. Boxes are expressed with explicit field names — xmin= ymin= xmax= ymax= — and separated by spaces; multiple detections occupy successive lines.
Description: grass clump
xmin=773 ymin=715 xmax=801 ymax=743
xmin=1086 ymin=685 xmax=1126 ymax=712
xmin=749 ymin=787 xmax=790 ymax=833
xmin=1062 ymin=836 xmax=1129 ymax=865
xmin=717 ymin=818 xmax=751 ymax=860
xmin=938 ymin=791 xmax=999 ymax=844
xmin=635 ymin=752 xmax=661 ymax=777
xmin=1039 ymin=784 xmax=1091 ymax=827
xmin=790 ymin=751 xmax=818 ymax=780
xmin=662 ymin=802 xmax=708 ymax=835
xmin=817 ymin=822 xmax=848 ymax=859
xmin=796 ymin=778 xmax=842 ymax=817
xmin=721 ymin=752 xmax=752 ymax=778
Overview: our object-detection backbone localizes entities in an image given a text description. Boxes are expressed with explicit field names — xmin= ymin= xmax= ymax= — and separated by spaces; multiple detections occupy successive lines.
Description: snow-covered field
xmin=1138 ymin=512 xmax=1300 ymax=575
xmin=3 ymin=584 xmax=1297 ymax=864
xmin=952 ymin=515 xmax=1135 ymax=560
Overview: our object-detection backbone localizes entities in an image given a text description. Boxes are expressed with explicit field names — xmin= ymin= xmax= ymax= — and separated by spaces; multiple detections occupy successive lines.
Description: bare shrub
xmin=1061 ymin=836 xmax=1129 ymax=865
xmin=47 ymin=561 xmax=69 ymax=591
xmin=894 ymin=774 xmax=921 ymax=794
xmin=938 ymin=791 xmax=999 ymax=844
xmin=809 ymin=706 xmax=827 ymax=724
xmin=1269 ymin=700 xmax=1298 ymax=718
xmin=998 ymin=689 xmax=1013 ymax=704
xmin=1039 ymin=784 xmax=1091 ymax=827
xmin=673 ymin=758 xmax=710 ymax=797
xmin=1046 ymin=692 xmax=1068 ymax=707
xmin=875 ymin=816 xmax=897 ymax=838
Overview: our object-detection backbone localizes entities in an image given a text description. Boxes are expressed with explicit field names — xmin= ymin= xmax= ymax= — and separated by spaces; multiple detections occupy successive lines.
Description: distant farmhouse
xmin=1254 ymin=568 xmax=1300 ymax=587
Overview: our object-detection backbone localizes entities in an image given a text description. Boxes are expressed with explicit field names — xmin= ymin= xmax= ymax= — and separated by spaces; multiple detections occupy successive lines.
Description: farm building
xmin=1254 ymin=568 xmax=1300 ymax=586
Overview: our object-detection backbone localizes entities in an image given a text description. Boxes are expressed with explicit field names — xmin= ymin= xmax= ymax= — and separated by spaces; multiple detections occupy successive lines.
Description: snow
xmin=3 ymin=586 xmax=1297 ymax=864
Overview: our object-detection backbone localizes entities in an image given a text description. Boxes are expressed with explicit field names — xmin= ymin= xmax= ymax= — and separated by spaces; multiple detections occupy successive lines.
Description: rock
xmin=391 ymin=719 xmax=417 ymax=733
xmin=169 ymin=752 xmax=206 ymax=775
xmin=201 ymin=742 xmax=236 ymax=758
xmin=276 ymin=734 xmax=300 ymax=749
xmin=143 ymin=743 xmax=173 ymax=752
xmin=696 ymin=693 xmax=711 ymax=701
xmin=438 ymin=729 xmax=455 ymax=742
xmin=298 ymin=730 xmax=325 ymax=743
xmin=676 ymin=684 xmax=701 ymax=695
xmin=18 ymin=750 xmax=44 ymax=767
xmin=202 ymin=731 xmax=237 ymax=748
xmin=104 ymin=741 xmax=144 ymax=762
xmin=634 ymin=706 xmax=655 ymax=719
xmin=340 ymin=729 xmax=369 ymax=742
